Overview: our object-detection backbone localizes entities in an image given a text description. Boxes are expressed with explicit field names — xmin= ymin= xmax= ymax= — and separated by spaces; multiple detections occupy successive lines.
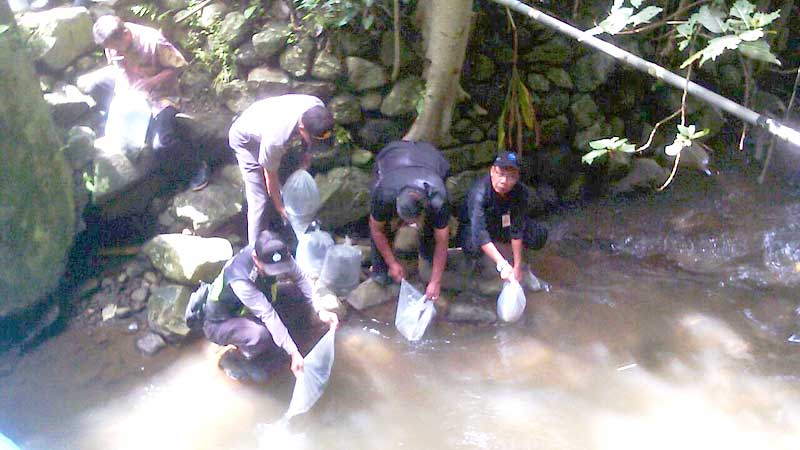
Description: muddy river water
xmin=2 ymin=168 xmax=800 ymax=450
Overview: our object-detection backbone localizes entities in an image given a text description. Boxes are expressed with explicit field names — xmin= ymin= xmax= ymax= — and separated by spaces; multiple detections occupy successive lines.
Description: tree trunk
xmin=403 ymin=0 xmax=473 ymax=145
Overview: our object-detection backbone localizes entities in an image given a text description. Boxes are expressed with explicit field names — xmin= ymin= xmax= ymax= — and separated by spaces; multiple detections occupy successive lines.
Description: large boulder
xmin=158 ymin=165 xmax=244 ymax=236
xmin=18 ymin=6 xmax=93 ymax=72
xmin=252 ymin=22 xmax=291 ymax=59
xmin=0 ymin=4 xmax=75 ymax=331
xmin=315 ymin=167 xmax=371 ymax=229
xmin=142 ymin=234 xmax=233 ymax=285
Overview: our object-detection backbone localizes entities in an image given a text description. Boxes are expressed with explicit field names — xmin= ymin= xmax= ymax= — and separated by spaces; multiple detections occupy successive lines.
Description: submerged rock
xmin=136 ymin=332 xmax=166 ymax=356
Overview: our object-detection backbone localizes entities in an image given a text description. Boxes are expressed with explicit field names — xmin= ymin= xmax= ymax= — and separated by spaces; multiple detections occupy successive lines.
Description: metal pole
xmin=490 ymin=0 xmax=800 ymax=148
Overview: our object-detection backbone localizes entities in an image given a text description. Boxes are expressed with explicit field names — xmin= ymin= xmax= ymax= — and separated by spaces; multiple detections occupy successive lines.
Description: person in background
xmin=368 ymin=140 xmax=451 ymax=301
xmin=201 ymin=230 xmax=338 ymax=382
xmin=457 ymin=151 xmax=547 ymax=287
xmin=228 ymin=94 xmax=335 ymax=245
xmin=83 ymin=15 xmax=209 ymax=190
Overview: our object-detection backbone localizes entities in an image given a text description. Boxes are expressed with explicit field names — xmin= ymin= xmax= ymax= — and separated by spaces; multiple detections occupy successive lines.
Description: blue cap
xmin=494 ymin=151 xmax=519 ymax=169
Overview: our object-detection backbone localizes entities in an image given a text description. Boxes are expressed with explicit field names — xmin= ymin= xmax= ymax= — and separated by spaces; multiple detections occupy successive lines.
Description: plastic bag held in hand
xmin=282 ymin=169 xmax=321 ymax=237
xmin=497 ymin=280 xmax=526 ymax=322
xmin=285 ymin=328 xmax=336 ymax=419
xmin=395 ymin=280 xmax=436 ymax=341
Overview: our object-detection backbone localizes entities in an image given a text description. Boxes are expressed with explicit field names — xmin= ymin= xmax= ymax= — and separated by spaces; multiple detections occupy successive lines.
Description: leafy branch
xmin=586 ymin=0 xmax=663 ymax=36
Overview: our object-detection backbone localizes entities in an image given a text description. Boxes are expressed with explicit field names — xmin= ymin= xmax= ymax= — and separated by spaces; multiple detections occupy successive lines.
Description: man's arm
xmin=287 ymin=260 xmax=338 ymax=329
xmin=230 ymin=279 xmax=298 ymax=355
xmin=369 ymin=215 xmax=405 ymax=282
xmin=426 ymin=226 xmax=449 ymax=300
xmin=510 ymin=238 xmax=524 ymax=282
xmin=264 ymin=167 xmax=288 ymax=220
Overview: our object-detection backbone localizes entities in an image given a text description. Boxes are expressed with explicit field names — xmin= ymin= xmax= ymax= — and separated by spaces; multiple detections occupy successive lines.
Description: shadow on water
xmin=4 ymin=167 xmax=800 ymax=449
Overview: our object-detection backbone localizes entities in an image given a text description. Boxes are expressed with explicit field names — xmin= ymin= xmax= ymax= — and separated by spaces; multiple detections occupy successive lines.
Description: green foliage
xmin=587 ymin=0 xmax=663 ymax=36
xmin=294 ymin=0 xmax=386 ymax=31
xmin=333 ymin=124 xmax=353 ymax=150
xmin=582 ymin=137 xmax=636 ymax=165
xmin=678 ymin=0 xmax=781 ymax=68
xmin=0 ymin=25 xmax=10 ymax=35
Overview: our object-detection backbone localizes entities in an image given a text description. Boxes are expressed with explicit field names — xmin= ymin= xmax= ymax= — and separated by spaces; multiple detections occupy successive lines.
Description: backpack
xmin=184 ymin=270 xmax=225 ymax=330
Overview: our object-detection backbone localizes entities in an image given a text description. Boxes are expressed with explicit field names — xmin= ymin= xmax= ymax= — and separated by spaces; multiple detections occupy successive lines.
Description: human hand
xmin=388 ymin=261 xmax=406 ymax=283
xmin=424 ymin=279 xmax=441 ymax=301
xmin=290 ymin=350 xmax=304 ymax=376
xmin=497 ymin=260 xmax=513 ymax=281
xmin=318 ymin=310 xmax=339 ymax=330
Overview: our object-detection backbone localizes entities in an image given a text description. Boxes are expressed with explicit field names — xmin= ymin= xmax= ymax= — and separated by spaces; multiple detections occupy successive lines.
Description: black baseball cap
xmin=494 ymin=151 xmax=520 ymax=169
xmin=254 ymin=231 xmax=293 ymax=275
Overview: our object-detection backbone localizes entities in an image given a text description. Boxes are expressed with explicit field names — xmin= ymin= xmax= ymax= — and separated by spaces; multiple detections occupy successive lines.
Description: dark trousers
xmin=459 ymin=217 xmax=548 ymax=258
xmin=371 ymin=220 xmax=436 ymax=276
xmin=202 ymin=288 xmax=314 ymax=359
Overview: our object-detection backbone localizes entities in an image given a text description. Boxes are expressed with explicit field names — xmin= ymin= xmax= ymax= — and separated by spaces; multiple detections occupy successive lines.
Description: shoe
xmin=189 ymin=161 xmax=209 ymax=191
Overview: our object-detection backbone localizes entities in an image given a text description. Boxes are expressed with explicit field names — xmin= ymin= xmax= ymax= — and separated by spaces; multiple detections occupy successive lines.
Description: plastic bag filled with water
xmin=105 ymin=90 xmax=151 ymax=153
xmin=296 ymin=227 xmax=334 ymax=278
xmin=282 ymin=170 xmax=321 ymax=238
xmin=319 ymin=237 xmax=361 ymax=295
xmin=285 ymin=328 xmax=336 ymax=419
xmin=497 ymin=280 xmax=526 ymax=322
xmin=395 ymin=279 xmax=436 ymax=341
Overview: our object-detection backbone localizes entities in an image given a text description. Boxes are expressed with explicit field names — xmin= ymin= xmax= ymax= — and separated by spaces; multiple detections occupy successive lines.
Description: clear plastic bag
xmin=282 ymin=169 xmax=321 ymax=238
xmin=285 ymin=328 xmax=336 ymax=419
xmin=105 ymin=90 xmax=151 ymax=153
xmin=319 ymin=237 xmax=361 ymax=295
xmin=295 ymin=226 xmax=334 ymax=278
xmin=395 ymin=279 xmax=436 ymax=341
xmin=497 ymin=280 xmax=526 ymax=323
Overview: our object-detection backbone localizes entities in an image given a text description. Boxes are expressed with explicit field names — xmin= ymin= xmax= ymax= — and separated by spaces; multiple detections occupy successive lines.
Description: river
xmin=2 ymin=166 xmax=800 ymax=450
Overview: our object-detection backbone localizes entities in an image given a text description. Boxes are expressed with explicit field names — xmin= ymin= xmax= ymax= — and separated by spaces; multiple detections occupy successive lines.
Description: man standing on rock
xmin=369 ymin=140 xmax=451 ymax=301
xmin=457 ymin=151 xmax=547 ymax=287
xmin=83 ymin=15 xmax=209 ymax=190
xmin=228 ymin=94 xmax=335 ymax=245
xmin=201 ymin=230 xmax=338 ymax=382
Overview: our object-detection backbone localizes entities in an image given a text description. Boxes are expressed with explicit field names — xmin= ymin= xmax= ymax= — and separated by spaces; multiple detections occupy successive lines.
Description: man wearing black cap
xmin=369 ymin=140 xmax=451 ymax=300
xmin=229 ymin=94 xmax=335 ymax=245
xmin=202 ymin=230 xmax=338 ymax=381
xmin=458 ymin=151 xmax=548 ymax=284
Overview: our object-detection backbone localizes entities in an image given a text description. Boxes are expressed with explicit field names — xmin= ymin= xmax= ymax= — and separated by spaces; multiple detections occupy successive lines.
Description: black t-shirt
xmin=461 ymin=174 xmax=529 ymax=249
xmin=370 ymin=140 xmax=451 ymax=229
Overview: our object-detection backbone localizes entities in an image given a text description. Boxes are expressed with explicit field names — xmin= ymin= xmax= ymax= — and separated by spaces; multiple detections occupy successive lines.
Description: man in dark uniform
xmin=369 ymin=140 xmax=450 ymax=300
xmin=202 ymin=230 xmax=338 ymax=380
xmin=458 ymin=151 xmax=548 ymax=285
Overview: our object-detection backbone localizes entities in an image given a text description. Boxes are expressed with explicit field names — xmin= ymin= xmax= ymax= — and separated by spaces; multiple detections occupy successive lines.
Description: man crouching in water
xmin=202 ymin=230 xmax=338 ymax=382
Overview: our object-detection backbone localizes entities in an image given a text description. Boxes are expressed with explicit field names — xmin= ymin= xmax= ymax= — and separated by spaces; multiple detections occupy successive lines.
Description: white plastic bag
xmin=105 ymin=90 xmax=151 ymax=152
xmin=282 ymin=169 xmax=321 ymax=237
xmin=295 ymin=227 xmax=334 ymax=278
xmin=285 ymin=328 xmax=336 ymax=419
xmin=497 ymin=280 xmax=526 ymax=322
xmin=395 ymin=280 xmax=436 ymax=341
xmin=319 ymin=237 xmax=361 ymax=295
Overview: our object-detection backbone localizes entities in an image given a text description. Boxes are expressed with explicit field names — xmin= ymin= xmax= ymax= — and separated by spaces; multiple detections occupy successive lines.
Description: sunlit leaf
xmin=752 ymin=11 xmax=781 ymax=28
xmin=665 ymin=137 xmax=688 ymax=156
xmin=244 ymin=5 xmax=258 ymax=18
xmin=698 ymin=34 xmax=742 ymax=66
xmin=738 ymin=29 xmax=763 ymax=41
xmin=516 ymin=78 xmax=535 ymax=130
xmin=730 ymin=0 xmax=755 ymax=21
xmin=589 ymin=138 xmax=616 ymax=149
xmin=582 ymin=149 xmax=609 ymax=165
xmin=696 ymin=5 xmax=727 ymax=33
xmin=690 ymin=128 xmax=710 ymax=139
xmin=0 ymin=25 xmax=9 ymax=35
xmin=631 ymin=0 xmax=643 ymax=8
xmin=629 ymin=6 xmax=662 ymax=26
xmin=598 ymin=7 xmax=634 ymax=34
xmin=738 ymin=39 xmax=781 ymax=65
